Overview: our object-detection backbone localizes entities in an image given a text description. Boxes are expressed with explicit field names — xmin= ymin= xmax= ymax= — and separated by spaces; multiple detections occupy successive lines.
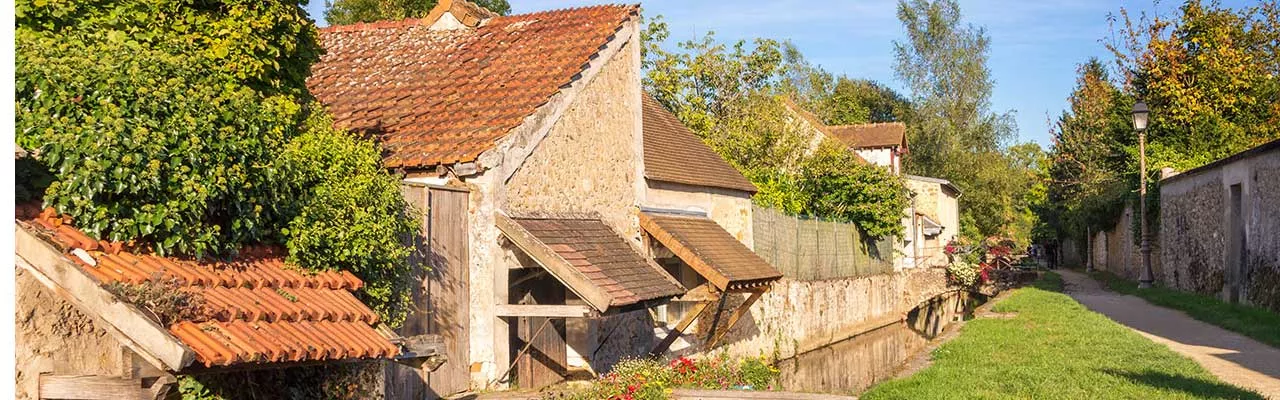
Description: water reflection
xmin=776 ymin=291 xmax=987 ymax=394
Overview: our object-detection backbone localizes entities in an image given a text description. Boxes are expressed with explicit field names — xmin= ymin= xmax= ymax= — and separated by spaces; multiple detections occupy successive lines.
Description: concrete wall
xmin=644 ymin=181 xmax=754 ymax=247
xmin=16 ymin=268 xmax=129 ymax=400
xmin=674 ymin=268 xmax=949 ymax=362
xmin=1160 ymin=144 xmax=1280 ymax=310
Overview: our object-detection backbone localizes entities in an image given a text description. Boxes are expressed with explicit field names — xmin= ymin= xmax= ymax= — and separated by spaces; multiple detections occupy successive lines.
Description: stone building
xmin=1159 ymin=139 xmax=1280 ymax=311
xmin=14 ymin=206 xmax=415 ymax=399
xmin=308 ymin=1 xmax=782 ymax=395
xmin=903 ymin=175 xmax=962 ymax=268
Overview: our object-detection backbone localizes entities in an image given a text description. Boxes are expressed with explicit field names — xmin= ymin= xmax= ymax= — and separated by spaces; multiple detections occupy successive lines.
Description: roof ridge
xmin=319 ymin=18 xmax=428 ymax=33
xmin=830 ymin=122 xmax=906 ymax=129
xmin=318 ymin=3 xmax=638 ymax=33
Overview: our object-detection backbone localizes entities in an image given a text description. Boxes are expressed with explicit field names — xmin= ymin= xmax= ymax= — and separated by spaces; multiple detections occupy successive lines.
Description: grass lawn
xmin=1091 ymin=270 xmax=1280 ymax=349
xmin=862 ymin=272 xmax=1263 ymax=399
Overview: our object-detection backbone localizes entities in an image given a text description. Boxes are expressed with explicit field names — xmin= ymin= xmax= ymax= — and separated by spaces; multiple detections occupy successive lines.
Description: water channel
xmin=775 ymin=291 xmax=989 ymax=395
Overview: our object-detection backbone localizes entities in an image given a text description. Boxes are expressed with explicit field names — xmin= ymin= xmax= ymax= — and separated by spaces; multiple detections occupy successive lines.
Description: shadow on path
xmin=1059 ymin=270 xmax=1280 ymax=397
xmin=1101 ymin=368 xmax=1265 ymax=400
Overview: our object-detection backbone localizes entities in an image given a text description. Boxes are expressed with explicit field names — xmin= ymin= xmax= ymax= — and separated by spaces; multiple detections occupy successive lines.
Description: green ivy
xmin=16 ymin=0 xmax=418 ymax=327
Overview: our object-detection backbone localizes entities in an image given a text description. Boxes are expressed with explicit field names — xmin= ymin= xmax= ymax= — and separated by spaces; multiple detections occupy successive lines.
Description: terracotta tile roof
xmin=827 ymin=123 xmax=909 ymax=150
xmin=639 ymin=212 xmax=782 ymax=291
xmin=308 ymin=4 xmax=639 ymax=169
xmin=643 ymin=94 xmax=757 ymax=193
xmin=21 ymin=209 xmax=399 ymax=368
xmin=513 ymin=217 xmax=685 ymax=306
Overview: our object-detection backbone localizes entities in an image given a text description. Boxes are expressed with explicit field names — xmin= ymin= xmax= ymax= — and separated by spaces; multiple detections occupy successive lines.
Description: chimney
xmin=423 ymin=0 xmax=498 ymax=30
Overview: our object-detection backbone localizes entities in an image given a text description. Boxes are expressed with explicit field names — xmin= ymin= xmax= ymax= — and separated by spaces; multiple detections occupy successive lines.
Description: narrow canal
xmin=775 ymin=291 xmax=988 ymax=394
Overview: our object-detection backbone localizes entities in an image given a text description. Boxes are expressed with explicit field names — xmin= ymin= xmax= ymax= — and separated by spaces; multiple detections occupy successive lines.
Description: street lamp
xmin=1133 ymin=101 xmax=1154 ymax=289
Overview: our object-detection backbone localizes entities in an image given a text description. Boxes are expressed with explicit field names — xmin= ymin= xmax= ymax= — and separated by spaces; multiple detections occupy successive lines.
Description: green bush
xmin=550 ymin=355 xmax=780 ymax=400
xmin=16 ymin=0 xmax=417 ymax=326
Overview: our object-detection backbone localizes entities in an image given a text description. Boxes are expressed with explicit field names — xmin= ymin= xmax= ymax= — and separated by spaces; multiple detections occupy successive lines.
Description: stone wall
xmin=644 ymin=181 xmax=754 ymax=247
xmin=1159 ymin=142 xmax=1280 ymax=309
xmin=676 ymin=268 xmax=949 ymax=362
xmin=503 ymin=35 xmax=642 ymax=241
xmin=16 ymin=268 xmax=128 ymax=400
xmin=1088 ymin=205 xmax=1162 ymax=281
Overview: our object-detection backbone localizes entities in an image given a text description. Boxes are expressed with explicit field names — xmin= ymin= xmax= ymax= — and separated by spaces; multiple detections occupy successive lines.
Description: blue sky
xmin=303 ymin=0 xmax=1253 ymax=147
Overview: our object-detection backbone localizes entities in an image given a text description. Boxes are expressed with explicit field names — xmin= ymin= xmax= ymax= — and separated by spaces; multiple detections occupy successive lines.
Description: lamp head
xmin=1132 ymin=101 xmax=1150 ymax=131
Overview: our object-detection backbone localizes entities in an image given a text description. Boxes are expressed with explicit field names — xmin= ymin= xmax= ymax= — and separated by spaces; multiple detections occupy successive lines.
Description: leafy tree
xmin=1108 ymin=0 xmax=1280 ymax=171
xmin=16 ymin=0 xmax=417 ymax=326
xmin=643 ymin=18 xmax=907 ymax=237
xmin=1045 ymin=59 xmax=1134 ymax=240
xmin=1041 ymin=1 xmax=1280 ymax=249
xmin=893 ymin=0 xmax=1026 ymax=242
xmin=324 ymin=0 xmax=510 ymax=26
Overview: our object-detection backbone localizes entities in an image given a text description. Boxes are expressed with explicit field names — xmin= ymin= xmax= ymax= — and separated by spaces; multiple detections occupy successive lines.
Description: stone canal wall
xmin=684 ymin=268 xmax=950 ymax=362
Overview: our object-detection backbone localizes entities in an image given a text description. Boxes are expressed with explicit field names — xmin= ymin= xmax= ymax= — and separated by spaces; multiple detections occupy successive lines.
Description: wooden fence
xmin=753 ymin=206 xmax=895 ymax=280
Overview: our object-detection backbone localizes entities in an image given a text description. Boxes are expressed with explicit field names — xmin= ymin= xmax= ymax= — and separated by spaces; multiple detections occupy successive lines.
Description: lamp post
xmin=1133 ymin=101 xmax=1154 ymax=289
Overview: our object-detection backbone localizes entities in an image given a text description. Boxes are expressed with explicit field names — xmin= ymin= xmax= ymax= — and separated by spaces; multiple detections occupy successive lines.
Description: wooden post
xmin=708 ymin=288 xmax=766 ymax=347
xmin=649 ymin=300 xmax=713 ymax=357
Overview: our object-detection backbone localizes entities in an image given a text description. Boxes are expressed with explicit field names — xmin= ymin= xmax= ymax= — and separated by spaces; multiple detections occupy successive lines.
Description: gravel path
xmin=1058 ymin=269 xmax=1280 ymax=398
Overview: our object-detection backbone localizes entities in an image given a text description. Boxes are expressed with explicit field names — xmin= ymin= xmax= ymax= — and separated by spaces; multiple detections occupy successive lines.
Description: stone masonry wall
xmin=1161 ymin=168 xmax=1228 ymax=294
xmin=504 ymin=36 xmax=642 ymax=241
xmin=500 ymin=33 xmax=650 ymax=378
xmin=1090 ymin=204 xmax=1162 ymax=281
xmin=16 ymin=268 xmax=127 ymax=400
xmin=1160 ymin=145 xmax=1280 ymax=309
xmin=682 ymin=268 xmax=949 ymax=362
xmin=1248 ymin=160 xmax=1280 ymax=311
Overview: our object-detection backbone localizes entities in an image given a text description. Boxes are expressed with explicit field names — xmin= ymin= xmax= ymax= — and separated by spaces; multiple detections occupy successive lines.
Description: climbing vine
xmin=16 ymin=0 xmax=417 ymax=326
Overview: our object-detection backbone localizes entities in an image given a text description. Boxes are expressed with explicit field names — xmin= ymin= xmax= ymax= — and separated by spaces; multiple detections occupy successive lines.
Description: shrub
xmin=549 ymin=355 xmax=780 ymax=400
xmin=16 ymin=0 xmax=418 ymax=326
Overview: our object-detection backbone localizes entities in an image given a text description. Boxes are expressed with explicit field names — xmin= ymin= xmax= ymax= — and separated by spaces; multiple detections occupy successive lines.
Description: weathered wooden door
xmin=512 ymin=272 xmax=567 ymax=389
xmin=388 ymin=184 xmax=471 ymax=399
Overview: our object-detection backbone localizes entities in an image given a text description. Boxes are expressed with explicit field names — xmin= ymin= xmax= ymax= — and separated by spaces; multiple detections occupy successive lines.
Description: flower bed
xmin=545 ymin=355 xmax=779 ymax=400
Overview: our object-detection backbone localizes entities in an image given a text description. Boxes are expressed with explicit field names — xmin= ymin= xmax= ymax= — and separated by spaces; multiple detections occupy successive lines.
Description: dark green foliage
xmin=799 ymin=142 xmax=909 ymax=238
xmin=17 ymin=0 xmax=320 ymax=256
xmin=16 ymin=0 xmax=418 ymax=327
xmin=15 ymin=156 xmax=54 ymax=204
xmin=324 ymin=0 xmax=510 ymax=26
xmin=177 ymin=362 xmax=383 ymax=400
xmin=277 ymin=112 xmax=418 ymax=325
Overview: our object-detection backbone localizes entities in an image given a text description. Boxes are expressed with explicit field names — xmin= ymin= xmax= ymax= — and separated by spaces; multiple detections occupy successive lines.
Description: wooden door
xmin=512 ymin=272 xmax=567 ymax=389
xmin=387 ymin=184 xmax=471 ymax=399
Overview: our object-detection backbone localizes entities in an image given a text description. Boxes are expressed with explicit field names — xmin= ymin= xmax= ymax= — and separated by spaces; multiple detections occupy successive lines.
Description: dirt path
xmin=1058 ymin=269 xmax=1280 ymax=398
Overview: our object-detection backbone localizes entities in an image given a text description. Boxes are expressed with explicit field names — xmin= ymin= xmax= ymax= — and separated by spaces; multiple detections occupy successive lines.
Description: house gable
xmin=309 ymin=4 xmax=640 ymax=171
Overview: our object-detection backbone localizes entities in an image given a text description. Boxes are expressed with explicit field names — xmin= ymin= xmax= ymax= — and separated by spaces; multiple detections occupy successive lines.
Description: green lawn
xmin=862 ymin=272 xmax=1263 ymax=400
xmin=1091 ymin=271 xmax=1280 ymax=349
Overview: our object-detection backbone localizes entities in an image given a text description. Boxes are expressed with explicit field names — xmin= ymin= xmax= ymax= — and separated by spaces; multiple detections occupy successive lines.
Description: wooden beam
xmin=708 ymin=288 xmax=767 ymax=347
xmin=494 ymin=304 xmax=597 ymax=318
xmin=673 ymin=283 xmax=719 ymax=303
xmin=649 ymin=300 xmax=714 ymax=357
xmin=494 ymin=213 xmax=614 ymax=313
xmin=39 ymin=374 xmax=143 ymax=400
xmin=638 ymin=214 xmax=731 ymax=290
xmin=16 ymin=226 xmax=194 ymax=372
